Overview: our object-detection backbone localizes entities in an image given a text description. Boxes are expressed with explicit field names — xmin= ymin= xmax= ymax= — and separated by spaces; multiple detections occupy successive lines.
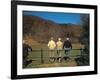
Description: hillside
xmin=23 ymin=15 xmax=83 ymax=44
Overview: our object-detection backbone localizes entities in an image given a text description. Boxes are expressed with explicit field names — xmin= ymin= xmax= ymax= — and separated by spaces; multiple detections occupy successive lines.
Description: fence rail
xmin=28 ymin=48 xmax=88 ymax=64
xmin=32 ymin=49 xmax=82 ymax=51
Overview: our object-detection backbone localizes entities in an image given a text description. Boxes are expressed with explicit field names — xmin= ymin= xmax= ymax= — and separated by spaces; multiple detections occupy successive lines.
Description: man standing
xmin=48 ymin=37 xmax=56 ymax=62
xmin=23 ymin=40 xmax=32 ymax=68
xmin=63 ymin=38 xmax=72 ymax=60
xmin=56 ymin=38 xmax=63 ymax=62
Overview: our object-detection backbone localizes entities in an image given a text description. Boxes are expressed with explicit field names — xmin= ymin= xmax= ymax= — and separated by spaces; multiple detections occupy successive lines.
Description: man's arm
xmin=63 ymin=42 xmax=65 ymax=49
xmin=70 ymin=42 xmax=72 ymax=49
xmin=48 ymin=41 xmax=50 ymax=47
xmin=54 ymin=42 xmax=56 ymax=48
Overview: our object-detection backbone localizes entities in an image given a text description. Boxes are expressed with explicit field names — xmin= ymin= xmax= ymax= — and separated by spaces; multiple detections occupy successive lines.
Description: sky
xmin=23 ymin=11 xmax=81 ymax=24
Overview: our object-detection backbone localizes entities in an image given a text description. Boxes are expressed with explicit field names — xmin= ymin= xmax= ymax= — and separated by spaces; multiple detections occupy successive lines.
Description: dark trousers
xmin=64 ymin=48 xmax=71 ymax=60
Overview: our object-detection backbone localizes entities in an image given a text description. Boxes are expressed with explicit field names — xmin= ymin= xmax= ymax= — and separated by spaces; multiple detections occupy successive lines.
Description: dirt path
xmin=38 ymin=58 xmax=77 ymax=67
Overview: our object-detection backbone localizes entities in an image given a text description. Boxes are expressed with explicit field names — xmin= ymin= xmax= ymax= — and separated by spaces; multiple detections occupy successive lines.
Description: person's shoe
xmin=49 ymin=57 xmax=55 ymax=62
xmin=49 ymin=57 xmax=52 ymax=62
xmin=58 ymin=57 xmax=62 ymax=63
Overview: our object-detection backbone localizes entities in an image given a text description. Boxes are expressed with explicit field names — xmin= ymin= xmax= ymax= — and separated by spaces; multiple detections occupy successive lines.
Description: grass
xmin=25 ymin=43 xmax=84 ymax=68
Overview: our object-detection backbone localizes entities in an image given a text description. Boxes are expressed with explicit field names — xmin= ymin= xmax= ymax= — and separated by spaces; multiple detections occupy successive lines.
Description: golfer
xmin=48 ymin=37 xmax=56 ymax=62
xmin=56 ymin=38 xmax=63 ymax=62
xmin=23 ymin=40 xmax=32 ymax=68
xmin=63 ymin=38 xmax=72 ymax=60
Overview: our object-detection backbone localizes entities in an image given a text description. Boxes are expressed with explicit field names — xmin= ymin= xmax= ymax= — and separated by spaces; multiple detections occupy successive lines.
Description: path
xmin=26 ymin=58 xmax=77 ymax=68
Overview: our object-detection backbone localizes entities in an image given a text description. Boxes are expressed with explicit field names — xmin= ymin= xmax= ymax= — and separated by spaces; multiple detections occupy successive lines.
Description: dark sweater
xmin=63 ymin=40 xmax=72 ymax=49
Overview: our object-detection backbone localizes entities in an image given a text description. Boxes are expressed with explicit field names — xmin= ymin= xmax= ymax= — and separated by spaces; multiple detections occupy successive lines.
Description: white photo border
xmin=17 ymin=5 xmax=94 ymax=75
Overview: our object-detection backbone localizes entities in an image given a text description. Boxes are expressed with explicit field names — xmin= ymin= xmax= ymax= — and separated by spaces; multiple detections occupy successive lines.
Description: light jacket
xmin=56 ymin=41 xmax=63 ymax=50
xmin=48 ymin=40 xmax=56 ymax=50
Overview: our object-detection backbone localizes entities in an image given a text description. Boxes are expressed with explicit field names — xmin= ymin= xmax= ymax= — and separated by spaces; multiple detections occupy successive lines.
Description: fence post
xmin=80 ymin=48 xmax=83 ymax=57
xmin=41 ymin=48 xmax=44 ymax=64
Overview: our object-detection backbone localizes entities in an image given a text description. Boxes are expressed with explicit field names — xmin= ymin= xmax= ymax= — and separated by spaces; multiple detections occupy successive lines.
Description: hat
xmin=58 ymin=38 xmax=61 ymax=41
xmin=66 ymin=38 xmax=70 ymax=40
xmin=51 ymin=37 xmax=53 ymax=40
xmin=23 ymin=40 xmax=26 ymax=44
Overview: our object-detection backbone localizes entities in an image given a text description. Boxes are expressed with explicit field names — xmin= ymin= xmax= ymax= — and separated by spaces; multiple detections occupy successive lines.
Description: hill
xmin=23 ymin=15 xmax=83 ymax=44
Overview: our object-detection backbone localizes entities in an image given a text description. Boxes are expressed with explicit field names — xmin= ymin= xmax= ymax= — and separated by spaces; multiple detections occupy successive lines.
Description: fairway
xmin=25 ymin=43 xmax=84 ymax=68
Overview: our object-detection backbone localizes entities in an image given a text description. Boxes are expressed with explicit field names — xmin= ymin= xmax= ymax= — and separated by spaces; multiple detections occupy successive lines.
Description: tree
xmin=76 ymin=14 xmax=90 ymax=66
xmin=80 ymin=14 xmax=90 ymax=45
